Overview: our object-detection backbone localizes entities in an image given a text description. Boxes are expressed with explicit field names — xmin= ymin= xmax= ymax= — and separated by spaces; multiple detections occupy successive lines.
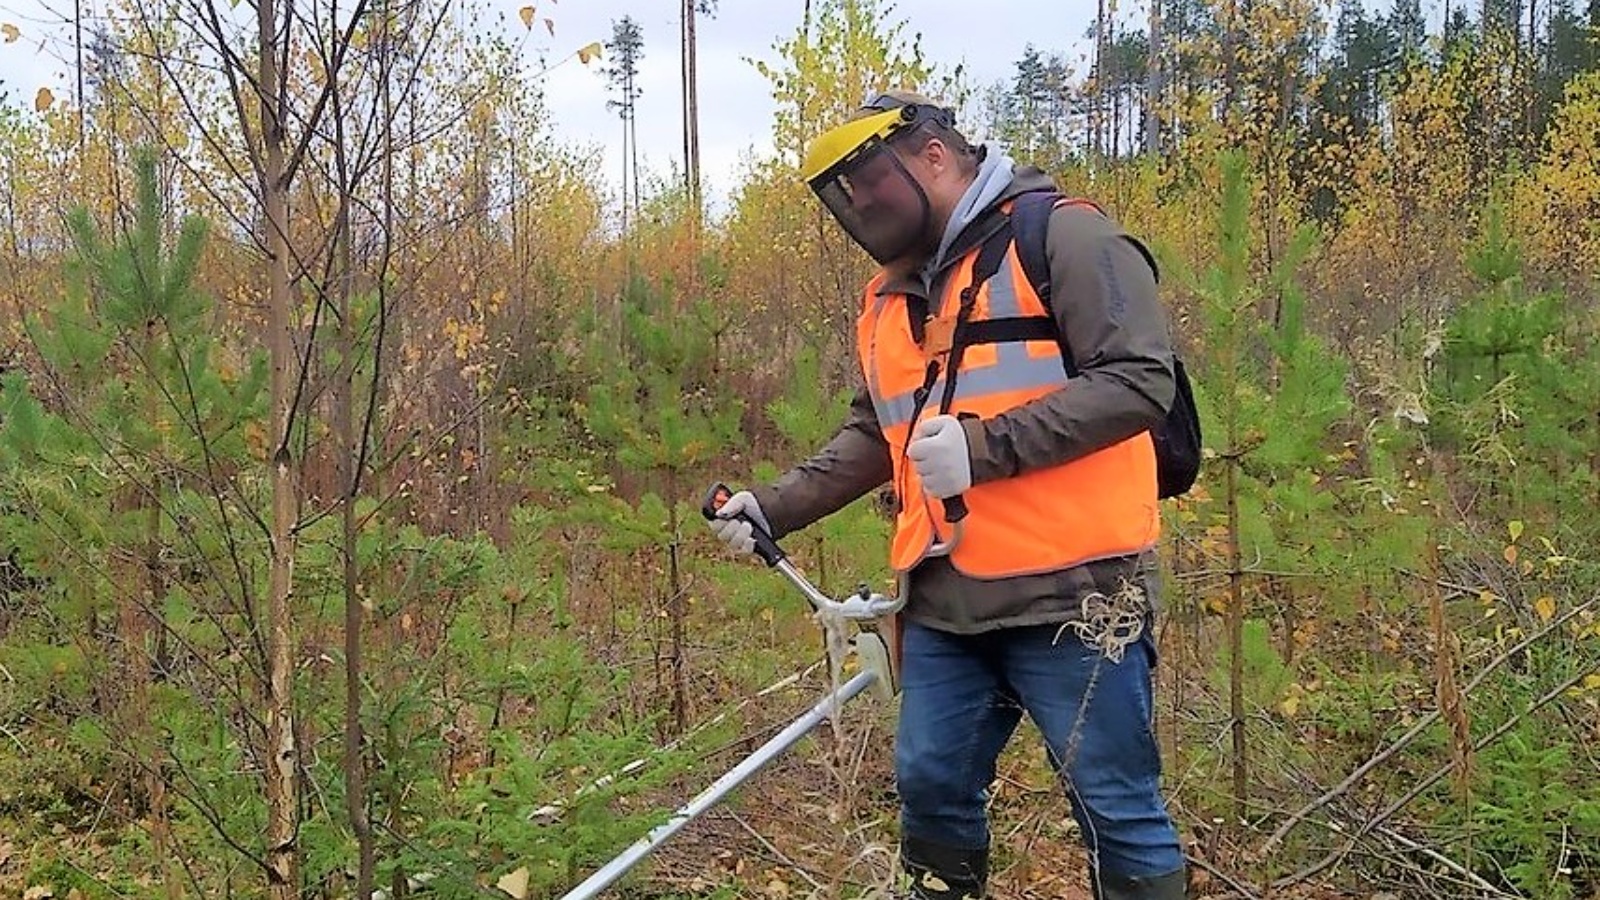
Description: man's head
xmin=801 ymin=90 xmax=982 ymax=267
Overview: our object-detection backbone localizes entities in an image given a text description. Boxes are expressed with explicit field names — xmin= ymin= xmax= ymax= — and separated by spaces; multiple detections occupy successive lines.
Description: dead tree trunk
xmin=258 ymin=0 xmax=302 ymax=890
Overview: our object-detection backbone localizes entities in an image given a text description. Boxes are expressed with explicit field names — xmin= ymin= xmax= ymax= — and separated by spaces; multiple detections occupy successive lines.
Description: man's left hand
xmin=907 ymin=415 xmax=973 ymax=499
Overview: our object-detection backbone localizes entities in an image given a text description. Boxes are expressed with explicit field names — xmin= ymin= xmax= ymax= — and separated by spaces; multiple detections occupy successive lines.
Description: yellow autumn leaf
xmin=518 ymin=5 xmax=534 ymax=28
xmin=1584 ymin=673 xmax=1600 ymax=692
xmin=577 ymin=41 xmax=602 ymax=64
xmin=2 ymin=23 xmax=20 ymax=42
xmin=1503 ymin=544 xmax=1518 ymax=565
xmin=34 ymin=86 xmax=53 ymax=111
xmin=496 ymin=866 xmax=529 ymax=899
xmin=1508 ymin=520 xmax=1524 ymax=543
xmin=1534 ymin=596 xmax=1556 ymax=624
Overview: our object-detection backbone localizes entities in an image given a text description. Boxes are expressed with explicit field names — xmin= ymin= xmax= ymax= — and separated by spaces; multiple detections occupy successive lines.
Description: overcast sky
xmin=532 ymin=0 xmax=1101 ymax=209
xmin=0 ymin=1 xmax=1111 ymax=208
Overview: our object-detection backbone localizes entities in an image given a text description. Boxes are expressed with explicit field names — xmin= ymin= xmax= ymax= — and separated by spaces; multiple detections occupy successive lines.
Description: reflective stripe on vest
xmin=857 ymin=226 xmax=1160 ymax=578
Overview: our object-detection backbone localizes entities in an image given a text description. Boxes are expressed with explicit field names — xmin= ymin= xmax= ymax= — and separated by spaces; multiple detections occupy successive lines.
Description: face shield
xmin=810 ymin=138 xmax=931 ymax=264
xmin=802 ymin=102 xmax=948 ymax=265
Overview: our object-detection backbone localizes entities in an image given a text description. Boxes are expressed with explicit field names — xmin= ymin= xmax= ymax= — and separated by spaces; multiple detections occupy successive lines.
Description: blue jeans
xmin=895 ymin=619 xmax=1184 ymax=878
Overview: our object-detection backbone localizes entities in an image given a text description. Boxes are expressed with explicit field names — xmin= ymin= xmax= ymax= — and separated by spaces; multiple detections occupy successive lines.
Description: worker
xmin=709 ymin=90 xmax=1186 ymax=900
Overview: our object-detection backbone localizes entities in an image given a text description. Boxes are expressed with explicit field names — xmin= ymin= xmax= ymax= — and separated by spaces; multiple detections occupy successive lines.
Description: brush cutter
xmin=553 ymin=482 xmax=962 ymax=900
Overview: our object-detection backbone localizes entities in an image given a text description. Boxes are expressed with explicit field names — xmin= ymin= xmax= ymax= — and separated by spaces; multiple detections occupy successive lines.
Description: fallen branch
xmin=1333 ymin=838 xmax=1504 ymax=899
xmin=1275 ymin=661 xmax=1598 ymax=888
xmin=1371 ymin=662 xmax=1598 ymax=833
xmin=1260 ymin=596 xmax=1596 ymax=855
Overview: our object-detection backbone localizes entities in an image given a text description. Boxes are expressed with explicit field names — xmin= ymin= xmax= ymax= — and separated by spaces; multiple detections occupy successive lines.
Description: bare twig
xmin=1336 ymin=839 xmax=1504 ymax=898
xmin=1185 ymin=852 xmax=1262 ymax=899
xmin=1374 ymin=825 xmax=1521 ymax=898
xmin=1394 ymin=566 xmax=1491 ymax=600
xmin=724 ymin=809 xmax=826 ymax=891
xmin=1260 ymin=596 xmax=1597 ymax=855
xmin=1171 ymin=563 xmax=1311 ymax=582
xmin=530 ymin=659 xmax=829 ymax=823
xmin=1373 ymin=663 xmax=1599 ymax=833
xmin=0 ymin=721 xmax=25 ymax=753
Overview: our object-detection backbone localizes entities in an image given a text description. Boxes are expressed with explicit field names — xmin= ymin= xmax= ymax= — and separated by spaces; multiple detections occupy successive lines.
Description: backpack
xmin=942 ymin=190 xmax=1203 ymax=500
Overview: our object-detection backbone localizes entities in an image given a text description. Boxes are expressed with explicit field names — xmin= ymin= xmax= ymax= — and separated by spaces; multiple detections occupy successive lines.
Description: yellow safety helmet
xmin=800 ymin=107 xmax=906 ymax=183
xmin=800 ymin=92 xmax=956 ymax=185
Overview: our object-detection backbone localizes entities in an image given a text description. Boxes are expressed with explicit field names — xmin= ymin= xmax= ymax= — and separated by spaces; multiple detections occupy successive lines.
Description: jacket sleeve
xmin=963 ymin=204 xmax=1176 ymax=483
xmin=750 ymin=387 xmax=893 ymax=538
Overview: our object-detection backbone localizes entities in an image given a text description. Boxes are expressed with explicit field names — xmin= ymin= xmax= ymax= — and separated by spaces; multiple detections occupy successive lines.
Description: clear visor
xmin=809 ymin=139 xmax=930 ymax=265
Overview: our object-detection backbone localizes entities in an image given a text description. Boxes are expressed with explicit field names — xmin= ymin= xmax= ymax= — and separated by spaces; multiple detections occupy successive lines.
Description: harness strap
xmin=955 ymin=316 xmax=1057 ymax=347
xmin=936 ymin=223 xmax=1017 ymax=417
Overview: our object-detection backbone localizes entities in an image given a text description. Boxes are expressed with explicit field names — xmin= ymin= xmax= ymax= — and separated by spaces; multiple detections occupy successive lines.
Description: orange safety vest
xmin=857 ymin=216 xmax=1160 ymax=578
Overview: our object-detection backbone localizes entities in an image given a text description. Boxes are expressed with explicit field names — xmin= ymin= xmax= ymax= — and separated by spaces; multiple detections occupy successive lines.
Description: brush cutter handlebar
xmin=701 ymin=482 xmax=786 ymax=567
xmin=702 ymin=482 xmax=904 ymax=620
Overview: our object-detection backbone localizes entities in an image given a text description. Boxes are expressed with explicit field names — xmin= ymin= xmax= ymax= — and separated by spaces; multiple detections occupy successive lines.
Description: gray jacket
xmin=752 ymin=164 xmax=1176 ymax=634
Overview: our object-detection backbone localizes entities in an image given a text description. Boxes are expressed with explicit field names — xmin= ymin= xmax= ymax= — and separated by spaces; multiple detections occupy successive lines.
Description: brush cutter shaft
xmin=778 ymin=557 xmax=903 ymax=618
xmin=774 ymin=558 xmax=837 ymax=609
xmin=557 ymin=481 xmax=903 ymax=897
xmin=557 ymin=669 xmax=879 ymax=900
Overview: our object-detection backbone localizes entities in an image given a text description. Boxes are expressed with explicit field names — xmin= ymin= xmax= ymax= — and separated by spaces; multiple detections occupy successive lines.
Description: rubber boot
xmin=1091 ymin=866 xmax=1187 ymax=900
xmin=900 ymin=835 xmax=987 ymax=900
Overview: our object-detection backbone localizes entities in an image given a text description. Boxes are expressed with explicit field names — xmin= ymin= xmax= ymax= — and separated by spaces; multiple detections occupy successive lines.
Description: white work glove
xmin=907 ymin=415 xmax=973 ymax=499
xmin=707 ymin=490 xmax=772 ymax=557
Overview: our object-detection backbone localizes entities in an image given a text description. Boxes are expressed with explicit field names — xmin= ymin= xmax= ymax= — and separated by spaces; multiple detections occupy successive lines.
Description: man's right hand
xmin=706 ymin=490 xmax=772 ymax=557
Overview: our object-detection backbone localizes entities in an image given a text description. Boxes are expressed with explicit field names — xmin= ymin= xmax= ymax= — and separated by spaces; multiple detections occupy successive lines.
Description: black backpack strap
xmin=1008 ymin=190 xmax=1061 ymax=309
xmin=900 ymin=225 xmax=1015 ymax=448
xmin=937 ymin=223 xmax=1016 ymax=416
xmin=1013 ymin=191 xmax=1161 ymax=301
xmin=954 ymin=317 xmax=1057 ymax=346
xmin=1009 ymin=192 xmax=1165 ymax=377
xmin=1008 ymin=190 xmax=1075 ymax=377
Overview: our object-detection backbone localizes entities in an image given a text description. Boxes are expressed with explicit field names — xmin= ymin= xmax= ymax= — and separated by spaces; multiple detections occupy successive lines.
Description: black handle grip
xmin=702 ymin=482 xmax=786 ymax=567
xmin=942 ymin=413 xmax=978 ymax=525
xmin=943 ymin=494 xmax=968 ymax=523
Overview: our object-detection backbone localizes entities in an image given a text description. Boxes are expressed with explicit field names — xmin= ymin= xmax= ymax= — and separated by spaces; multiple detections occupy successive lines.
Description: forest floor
xmin=629 ymin=662 xmax=1360 ymax=900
